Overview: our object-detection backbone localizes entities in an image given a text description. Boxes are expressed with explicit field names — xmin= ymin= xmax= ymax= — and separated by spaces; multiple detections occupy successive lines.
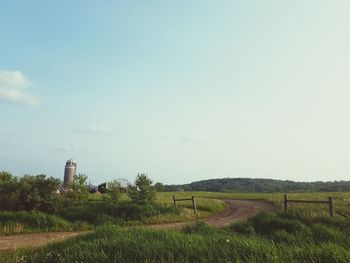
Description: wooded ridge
xmin=163 ymin=178 xmax=350 ymax=192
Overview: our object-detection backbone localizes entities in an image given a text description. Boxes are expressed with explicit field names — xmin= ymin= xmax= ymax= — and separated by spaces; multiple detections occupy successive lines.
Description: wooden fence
xmin=173 ymin=195 xmax=197 ymax=214
xmin=284 ymin=194 xmax=334 ymax=217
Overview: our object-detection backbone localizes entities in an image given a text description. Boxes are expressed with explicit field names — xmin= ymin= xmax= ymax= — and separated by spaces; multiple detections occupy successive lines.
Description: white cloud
xmin=78 ymin=125 xmax=116 ymax=134
xmin=56 ymin=145 xmax=72 ymax=151
xmin=156 ymin=133 xmax=202 ymax=143
xmin=180 ymin=136 xmax=201 ymax=143
xmin=0 ymin=70 xmax=40 ymax=106
xmin=56 ymin=142 xmax=82 ymax=151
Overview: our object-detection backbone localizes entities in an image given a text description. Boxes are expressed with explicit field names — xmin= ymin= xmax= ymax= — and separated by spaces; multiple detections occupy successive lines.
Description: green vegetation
xmin=128 ymin=173 xmax=156 ymax=203
xmin=164 ymin=177 xmax=350 ymax=192
xmin=64 ymin=174 xmax=89 ymax=206
xmin=102 ymin=180 xmax=123 ymax=204
xmin=157 ymin=191 xmax=350 ymax=217
xmin=0 ymin=211 xmax=91 ymax=234
xmin=1 ymin=170 xmax=349 ymax=262
xmin=0 ymin=172 xmax=60 ymax=212
xmin=56 ymin=201 xmax=181 ymax=226
xmin=0 ymin=171 xmax=225 ymax=235
xmin=2 ymin=211 xmax=350 ymax=262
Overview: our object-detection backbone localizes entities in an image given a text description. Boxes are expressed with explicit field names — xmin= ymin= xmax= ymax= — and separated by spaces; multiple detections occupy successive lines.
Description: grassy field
xmin=0 ymin=191 xmax=349 ymax=262
xmin=0 ymin=191 xmax=349 ymax=235
xmin=0 ymin=193 xmax=226 ymax=235
xmin=157 ymin=191 xmax=350 ymax=217
xmin=2 ymin=211 xmax=350 ymax=263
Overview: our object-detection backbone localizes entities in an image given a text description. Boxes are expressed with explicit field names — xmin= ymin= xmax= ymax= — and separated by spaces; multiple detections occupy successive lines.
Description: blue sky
xmin=1 ymin=1 xmax=350 ymax=184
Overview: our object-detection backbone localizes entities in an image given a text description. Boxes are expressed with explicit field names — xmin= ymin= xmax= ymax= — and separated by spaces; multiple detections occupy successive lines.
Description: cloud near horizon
xmin=55 ymin=142 xmax=82 ymax=152
xmin=78 ymin=125 xmax=117 ymax=135
xmin=0 ymin=70 xmax=40 ymax=106
xmin=156 ymin=133 xmax=202 ymax=143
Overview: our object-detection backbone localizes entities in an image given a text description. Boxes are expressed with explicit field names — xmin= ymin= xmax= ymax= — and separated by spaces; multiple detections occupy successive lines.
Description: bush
xmin=0 ymin=211 xmax=91 ymax=233
xmin=128 ymin=173 xmax=156 ymax=204
xmin=57 ymin=201 xmax=181 ymax=225
xmin=183 ymin=220 xmax=219 ymax=235
xmin=270 ymin=230 xmax=297 ymax=244
xmin=65 ymin=174 xmax=89 ymax=205
xmin=0 ymin=172 xmax=61 ymax=212
xmin=230 ymin=221 xmax=255 ymax=236
xmin=311 ymin=224 xmax=342 ymax=245
xmin=104 ymin=180 xmax=122 ymax=204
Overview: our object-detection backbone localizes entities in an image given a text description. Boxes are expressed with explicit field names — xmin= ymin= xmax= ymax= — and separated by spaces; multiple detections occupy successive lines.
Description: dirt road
xmin=149 ymin=199 xmax=274 ymax=229
xmin=0 ymin=231 xmax=91 ymax=251
xmin=0 ymin=199 xmax=274 ymax=251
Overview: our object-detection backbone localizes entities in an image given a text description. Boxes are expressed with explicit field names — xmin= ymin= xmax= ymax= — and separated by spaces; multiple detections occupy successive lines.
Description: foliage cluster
xmin=0 ymin=171 xmax=60 ymax=212
xmin=64 ymin=174 xmax=89 ymax=206
xmin=164 ymin=177 xmax=350 ymax=192
xmin=102 ymin=180 xmax=123 ymax=204
xmin=230 ymin=211 xmax=350 ymax=249
xmin=127 ymin=173 xmax=156 ymax=203
xmin=0 ymin=210 xmax=91 ymax=234
xmin=57 ymin=201 xmax=180 ymax=225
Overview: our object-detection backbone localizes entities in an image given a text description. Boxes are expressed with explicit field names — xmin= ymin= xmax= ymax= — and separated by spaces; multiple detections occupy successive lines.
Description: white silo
xmin=63 ymin=159 xmax=76 ymax=187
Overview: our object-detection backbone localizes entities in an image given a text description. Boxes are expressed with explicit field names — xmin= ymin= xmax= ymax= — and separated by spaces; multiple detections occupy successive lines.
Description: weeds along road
xmin=0 ymin=199 xmax=274 ymax=251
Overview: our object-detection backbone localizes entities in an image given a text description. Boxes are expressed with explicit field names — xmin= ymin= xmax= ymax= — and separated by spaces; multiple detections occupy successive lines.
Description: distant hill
xmin=163 ymin=178 xmax=350 ymax=192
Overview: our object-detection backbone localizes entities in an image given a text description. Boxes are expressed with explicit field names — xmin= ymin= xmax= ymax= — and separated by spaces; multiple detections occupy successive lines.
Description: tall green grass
xmin=0 ymin=211 xmax=91 ymax=235
xmin=2 ymin=213 xmax=350 ymax=263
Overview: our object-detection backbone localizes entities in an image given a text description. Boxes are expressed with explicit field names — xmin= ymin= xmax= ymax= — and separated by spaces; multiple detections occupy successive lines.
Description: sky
xmin=1 ymin=1 xmax=350 ymax=184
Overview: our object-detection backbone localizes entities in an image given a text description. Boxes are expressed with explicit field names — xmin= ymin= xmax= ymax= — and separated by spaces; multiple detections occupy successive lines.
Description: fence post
xmin=173 ymin=195 xmax=176 ymax=207
xmin=328 ymin=196 xmax=334 ymax=217
xmin=284 ymin=194 xmax=288 ymax=211
xmin=192 ymin=196 xmax=197 ymax=214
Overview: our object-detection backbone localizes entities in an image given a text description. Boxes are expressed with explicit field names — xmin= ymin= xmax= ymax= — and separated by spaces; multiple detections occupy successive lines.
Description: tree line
xmin=161 ymin=177 xmax=350 ymax=192
xmin=0 ymin=171 xmax=156 ymax=212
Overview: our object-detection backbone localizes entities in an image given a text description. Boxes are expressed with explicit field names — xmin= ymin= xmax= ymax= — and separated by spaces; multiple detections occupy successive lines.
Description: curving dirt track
xmin=149 ymin=199 xmax=274 ymax=229
xmin=206 ymin=199 xmax=274 ymax=227
xmin=0 ymin=231 xmax=91 ymax=251
xmin=0 ymin=199 xmax=274 ymax=251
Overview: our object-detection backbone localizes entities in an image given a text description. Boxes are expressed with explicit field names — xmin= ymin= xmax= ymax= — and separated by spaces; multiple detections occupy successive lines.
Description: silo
xmin=63 ymin=159 xmax=76 ymax=187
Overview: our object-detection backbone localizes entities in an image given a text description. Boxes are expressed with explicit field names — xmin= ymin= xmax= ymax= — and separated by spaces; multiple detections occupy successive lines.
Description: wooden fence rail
xmin=284 ymin=194 xmax=334 ymax=217
xmin=173 ymin=195 xmax=197 ymax=214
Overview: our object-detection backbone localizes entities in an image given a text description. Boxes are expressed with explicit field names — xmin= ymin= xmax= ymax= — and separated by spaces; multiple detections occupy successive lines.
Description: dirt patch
xmin=206 ymin=199 xmax=274 ymax=227
xmin=0 ymin=199 xmax=274 ymax=251
xmin=0 ymin=231 xmax=91 ymax=251
xmin=149 ymin=199 xmax=274 ymax=229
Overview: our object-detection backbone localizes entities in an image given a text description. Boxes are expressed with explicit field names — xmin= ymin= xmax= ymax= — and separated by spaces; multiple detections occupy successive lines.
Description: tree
xmin=128 ymin=173 xmax=156 ymax=204
xmin=104 ymin=180 xmax=122 ymax=204
xmin=65 ymin=174 xmax=89 ymax=205
xmin=154 ymin=182 xmax=165 ymax=192
xmin=0 ymin=171 xmax=20 ymax=211
xmin=0 ymin=172 xmax=61 ymax=212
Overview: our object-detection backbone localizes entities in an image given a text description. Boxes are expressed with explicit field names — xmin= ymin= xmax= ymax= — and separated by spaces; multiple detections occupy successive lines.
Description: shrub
xmin=57 ymin=201 xmax=180 ymax=225
xmin=270 ymin=230 xmax=296 ymax=244
xmin=0 ymin=172 xmax=61 ymax=212
xmin=65 ymin=174 xmax=89 ymax=205
xmin=183 ymin=220 xmax=219 ymax=235
xmin=311 ymin=224 xmax=342 ymax=245
xmin=0 ymin=211 xmax=91 ymax=233
xmin=104 ymin=180 xmax=122 ymax=204
xmin=128 ymin=173 xmax=156 ymax=204
xmin=230 ymin=221 xmax=255 ymax=236
xmin=249 ymin=212 xmax=313 ymax=243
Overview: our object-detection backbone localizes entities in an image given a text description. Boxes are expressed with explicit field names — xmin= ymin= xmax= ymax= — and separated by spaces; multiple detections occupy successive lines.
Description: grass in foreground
xmin=0 ymin=196 xmax=226 ymax=235
xmin=2 ymin=211 xmax=350 ymax=263
xmin=1 ymin=191 xmax=349 ymax=235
